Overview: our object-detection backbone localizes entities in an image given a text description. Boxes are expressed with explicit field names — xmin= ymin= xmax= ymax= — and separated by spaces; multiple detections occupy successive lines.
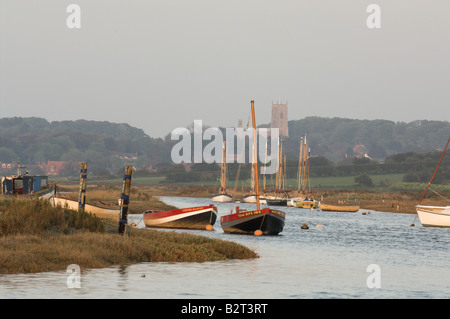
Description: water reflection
xmin=1 ymin=196 xmax=449 ymax=298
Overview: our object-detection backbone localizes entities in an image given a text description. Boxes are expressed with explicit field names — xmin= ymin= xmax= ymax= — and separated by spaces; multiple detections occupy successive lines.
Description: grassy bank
xmin=0 ymin=199 xmax=258 ymax=274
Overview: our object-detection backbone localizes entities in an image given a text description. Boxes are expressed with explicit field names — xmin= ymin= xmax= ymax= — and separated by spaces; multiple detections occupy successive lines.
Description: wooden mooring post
xmin=78 ymin=162 xmax=88 ymax=212
xmin=118 ymin=165 xmax=133 ymax=235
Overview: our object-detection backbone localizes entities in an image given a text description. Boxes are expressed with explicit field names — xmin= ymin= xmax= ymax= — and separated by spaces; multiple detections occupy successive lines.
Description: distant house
xmin=353 ymin=144 xmax=369 ymax=158
xmin=0 ymin=162 xmax=15 ymax=174
xmin=114 ymin=152 xmax=138 ymax=161
xmin=0 ymin=162 xmax=14 ymax=169
xmin=44 ymin=161 xmax=82 ymax=175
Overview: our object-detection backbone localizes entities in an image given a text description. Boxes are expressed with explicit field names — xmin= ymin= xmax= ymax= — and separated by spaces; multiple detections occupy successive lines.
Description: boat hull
xmin=50 ymin=196 xmax=121 ymax=221
xmin=242 ymin=194 xmax=267 ymax=204
xmin=36 ymin=184 xmax=56 ymax=200
xmin=320 ymin=204 xmax=359 ymax=212
xmin=294 ymin=200 xmax=320 ymax=209
xmin=212 ymin=194 xmax=233 ymax=203
xmin=144 ymin=205 xmax=218 ymax=230
xmin=220 ymin=208 xmax=285 ymax=235
xmin=265 ymin=198 xmax=287 ymax=206
xmin=416 ymin=205 xmax=450 ymax=227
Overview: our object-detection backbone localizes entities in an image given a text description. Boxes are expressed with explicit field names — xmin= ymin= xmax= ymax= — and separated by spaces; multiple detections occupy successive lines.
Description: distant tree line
xmin=0 ymin=117 xmax=174 ymax=176
xmin=155 ymin=150 xmax=450 ymax=185
xmin=1 ymin=117 xmax=449 ymax=186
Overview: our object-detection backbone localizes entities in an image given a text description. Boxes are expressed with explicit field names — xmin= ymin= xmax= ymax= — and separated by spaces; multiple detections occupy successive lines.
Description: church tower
xmin=270 ymin=101 xmax=289 ymax=137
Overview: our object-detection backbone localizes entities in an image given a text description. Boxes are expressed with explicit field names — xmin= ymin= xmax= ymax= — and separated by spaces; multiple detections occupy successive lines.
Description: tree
xmin=354 ymin=173 xmax=374 ymax=187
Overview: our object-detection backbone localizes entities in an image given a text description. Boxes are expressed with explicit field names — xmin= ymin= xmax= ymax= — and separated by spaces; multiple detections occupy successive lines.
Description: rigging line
xmin=427 ymin=186 xmax=450 ymax=202
xmin=418 ymin=136 xmax=450 ymax=204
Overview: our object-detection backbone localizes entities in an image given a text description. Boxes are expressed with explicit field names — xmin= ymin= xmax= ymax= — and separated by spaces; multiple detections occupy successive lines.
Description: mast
xmin=220 ymin=141 xmax=227 ymax=194
xmin=306 ymin=147 xmax=311 ymax=195
xmin=275 ymin=139 xmax=279 ymax=192
xmin=17 ymin=158 xmax=21 ymax=176
xmin=250 ymin=162 xmax=255 ymax=193
xmin=302 ymin=136 xmax=307 ymax=194
xmin=251 ymin=100 xmax=260 ymax=211
xmin=277 ymin=139 xmax=283 ymax=194
xmin=263 ymin=138 xmax=268 ymax=194
xmin=297 ymin=137 xmax=303 ymax=196
xmin=418 ymin=136 xmax=450 ymax=204
xmin=283 ymin=155 xmax=286 ymax=190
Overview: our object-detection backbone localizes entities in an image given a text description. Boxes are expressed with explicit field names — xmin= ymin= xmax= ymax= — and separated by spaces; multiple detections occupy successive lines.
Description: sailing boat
xmin=220 ymin=100 xmax=285 ymax=235
xmin=415 ymin=136 xmax=450 ymax=227
xmin=265 ymin=139 xmax=289 ymax=206
xmin=212 ymin=141 xmax=233 ymax=203
xmin=288 ymin=136 xmax=320 ymax=209
xmin=242 ymin=162 xmax=257 ymax=203
xmin=242 ymin=152 xmax=266 ymax=204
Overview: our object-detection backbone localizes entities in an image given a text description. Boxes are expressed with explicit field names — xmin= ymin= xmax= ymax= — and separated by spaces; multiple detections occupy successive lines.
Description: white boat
xmin=50 ymin=196 xmax=121 ymax=221
xmin=416 ymin=205 xmax=450 ymax=228
xmin=212 ymin=142 xmax=233 ymax=203
xmin=212 ymin=193 xmax=233 ymax=203
xmin=415 ymin=136 xmax=450 ymax=228
xmin=242 ymin=194 xmax=267 ymax=204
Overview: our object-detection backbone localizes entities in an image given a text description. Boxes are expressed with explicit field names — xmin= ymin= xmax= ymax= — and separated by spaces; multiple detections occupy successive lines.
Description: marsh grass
xmin=0 ymin=199 xmax=104 ymax=236
xmin=0 ymin=199 xmax=258 ymax=274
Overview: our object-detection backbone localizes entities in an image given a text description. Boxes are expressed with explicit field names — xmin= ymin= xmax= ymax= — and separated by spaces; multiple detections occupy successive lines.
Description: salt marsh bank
xmin=1 ymin=196 xmax=449 ymax=298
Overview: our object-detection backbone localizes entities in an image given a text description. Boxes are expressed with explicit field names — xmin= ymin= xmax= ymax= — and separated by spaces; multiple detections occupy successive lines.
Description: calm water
xmin=0 ymin=196 xmax=449 ymax=299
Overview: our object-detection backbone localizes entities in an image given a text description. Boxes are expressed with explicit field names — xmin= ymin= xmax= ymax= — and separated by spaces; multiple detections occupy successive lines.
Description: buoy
xmin=362 ymin=211 xmax=367 ymax=215
xmin=301 ymin=222 xmax=309 ymax=230
xmin=254 ymin=229 xmax=263 ymax=236
xmin=206 ymin=224 xmax=214 ymax=231
xmin=316 ymin=224 xmax=323 ymax=228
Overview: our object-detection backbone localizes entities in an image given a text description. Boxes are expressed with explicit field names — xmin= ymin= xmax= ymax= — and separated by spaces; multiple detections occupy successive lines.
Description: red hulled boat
xmin=143 ymin=204 xmax=218 ymax=230
xmin=221 ymin=206 xmax=285 ymax=235
xmin=220 ymin=100 xmax=286 ymax=236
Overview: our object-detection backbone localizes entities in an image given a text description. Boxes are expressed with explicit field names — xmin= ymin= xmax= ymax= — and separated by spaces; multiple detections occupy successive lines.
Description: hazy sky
xmin=1 ymin=0 xmax=449 ymax=138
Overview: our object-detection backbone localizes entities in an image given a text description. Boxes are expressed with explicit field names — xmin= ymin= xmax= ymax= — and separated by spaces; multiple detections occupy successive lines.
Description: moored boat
xmin=320 ymin=203 xmax=359 ymax=212
xmin=36 ymin=183 xmax=57 ymax=200
xmin=242 ymin=194 xmax=267 ymax=204
xmin=415 ymin=136 xmax=450 ymax=228
xmin=50 ymin=196 xmax=121 ymax=220
xmin=265 ymin=197 xmax=288 ymax=206
xmin=212 ymin=193 xmax=233 ymax=203
xmin=221 ymin=206 xmax=285 ymax=235
xmin=295 ymin=198 xmax=320 ymax=209
xmin=212 ymin=142 xmax=233 ymax=203
xmin=290 ymin=136 xmax=321 ymax=209
xmin=220 ymin=100 xmax=285 ymax=235
xmin=415 ymin=205 xmax=450 ymax=228
xmin=143 ymin=204 xmax=218 ymax=230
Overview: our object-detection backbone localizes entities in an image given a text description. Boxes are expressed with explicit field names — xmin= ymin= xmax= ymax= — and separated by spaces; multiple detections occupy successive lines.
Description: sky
xmin=1 ymin=0 xmax=450 ymax=138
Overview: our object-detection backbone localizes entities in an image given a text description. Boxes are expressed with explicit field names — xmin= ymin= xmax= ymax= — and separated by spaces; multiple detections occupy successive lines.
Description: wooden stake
xmin=118 ymin=165 xmax=133 ymax=235
xmin=78 ymin=163 xmax=87 ymax=212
